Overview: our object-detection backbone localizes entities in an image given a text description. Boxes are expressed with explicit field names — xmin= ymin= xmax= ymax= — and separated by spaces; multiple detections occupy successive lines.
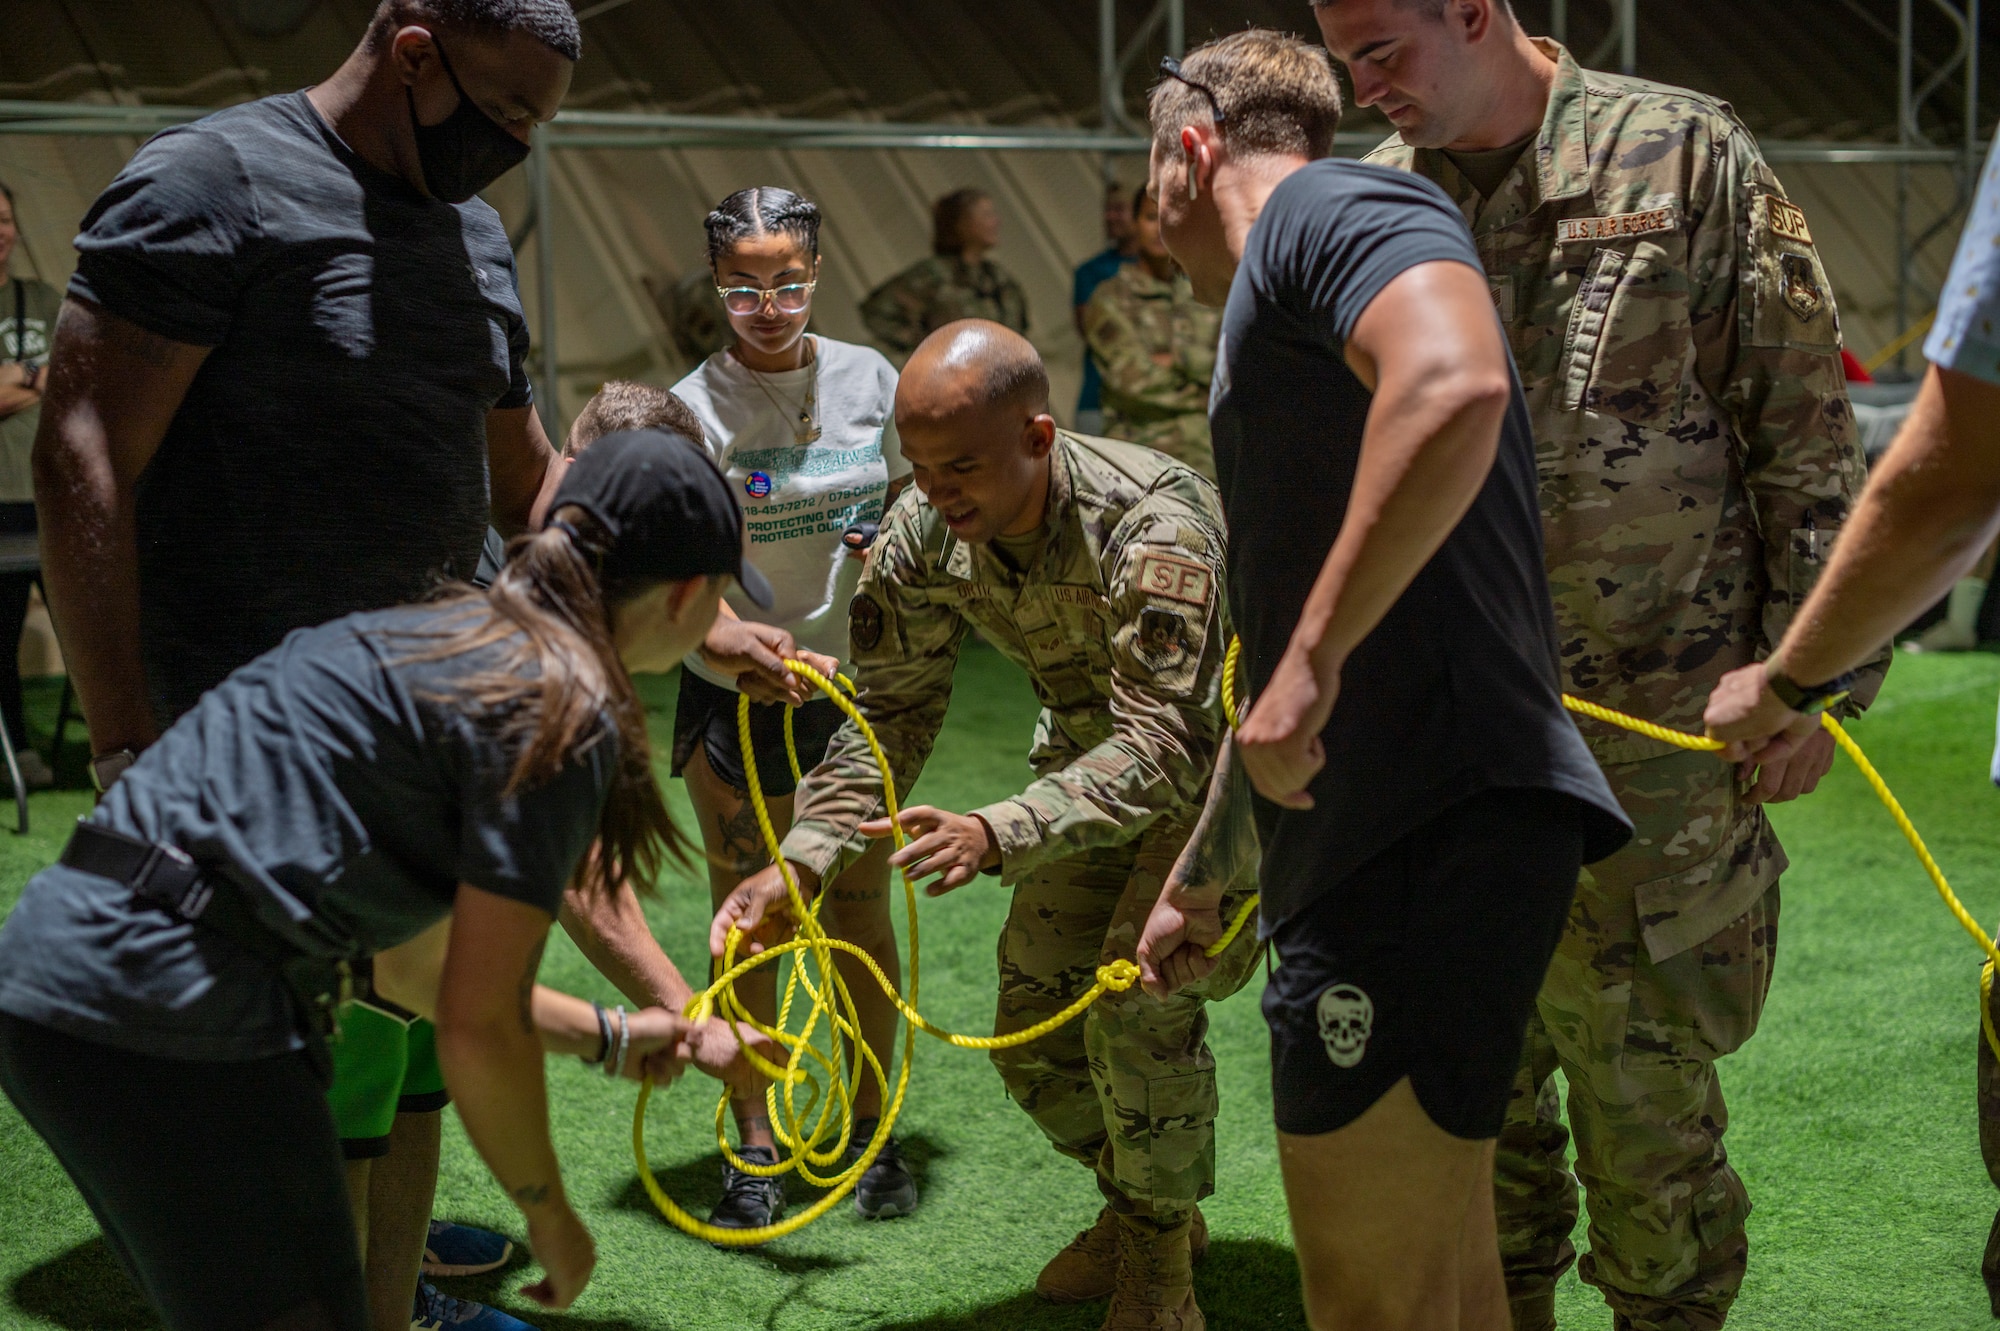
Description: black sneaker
xmin=844 ymin=1118 xmax=918 ymax=1219
xmin=709 ymin=1145 xmax=785 ymax=1242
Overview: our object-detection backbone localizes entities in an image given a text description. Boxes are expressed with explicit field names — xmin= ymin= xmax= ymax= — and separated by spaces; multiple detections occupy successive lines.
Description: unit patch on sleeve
xmin=1764 ymin=196 xmax=1814 ymax=246
xmin=849 ymin=594 xmax=884 ymax=652
xmin=1556 ymin=207 xmax=1677 ymax=244
xmin=1779 ymin=252 xmax=1823 ymax=320
xmin=1136 ymin=607 xmax=1189 ymax=671
xmin=1134 ymin=551 xmax=1213 ymax=607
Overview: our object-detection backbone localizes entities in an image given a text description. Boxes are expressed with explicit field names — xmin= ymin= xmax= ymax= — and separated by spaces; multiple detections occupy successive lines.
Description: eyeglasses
xmin=1159 ymin=56 xmax=1227 ymax=125
xmin=716 ymin=281 xmax=816 ymax=316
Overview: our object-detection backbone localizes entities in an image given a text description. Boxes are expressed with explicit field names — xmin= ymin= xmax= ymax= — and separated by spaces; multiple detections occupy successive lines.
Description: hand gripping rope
xmin=636 ymin=638 xmax=2000 ymax=1245
xmin=1227 ymin=636 xmax=2000 ymax=1064
xmin=633 ymin=659 xmax=1257 ymax=1245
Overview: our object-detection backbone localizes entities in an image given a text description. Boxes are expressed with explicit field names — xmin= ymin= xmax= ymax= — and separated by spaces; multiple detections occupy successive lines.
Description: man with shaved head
xmin=716 ymin=320 xmax=1257 ymax=1330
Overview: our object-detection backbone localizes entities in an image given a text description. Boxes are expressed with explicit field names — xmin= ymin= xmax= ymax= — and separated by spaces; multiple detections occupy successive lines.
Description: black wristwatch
xmin=1765 ymin=667 xmax=1857 ymax=717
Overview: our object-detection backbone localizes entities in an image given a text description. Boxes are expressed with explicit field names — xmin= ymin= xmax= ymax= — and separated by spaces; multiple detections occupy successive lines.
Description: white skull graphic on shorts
xmin=1316 ymin=983 xmax=1374 ymax=1069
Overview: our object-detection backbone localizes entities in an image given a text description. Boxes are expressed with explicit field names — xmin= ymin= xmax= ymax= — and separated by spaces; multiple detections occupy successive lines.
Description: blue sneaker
xmin=422 ymin=1219 xmax=515 ymax=1277
xmin=410 ymin=1280 xmax=539 ymax=1330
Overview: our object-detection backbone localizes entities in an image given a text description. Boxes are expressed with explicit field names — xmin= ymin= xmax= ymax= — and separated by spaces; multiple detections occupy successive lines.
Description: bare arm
xmin=1234 ymin=260 xmax=1511 ymax=807
xmin=32 ymin=296 xmax=209 ymax=758
xmin=486 ymin=404 xmax=564 ymax=537
xmin=558 ymin=883 xmax=694 ymax=1012
xmin=1707 ymin=365 xmax=2000 ymax=754
xmin=1772 ymin=366 xmax=2000 ymax=682
xmin=1137 ymin=736 xmax=1258 ymax=998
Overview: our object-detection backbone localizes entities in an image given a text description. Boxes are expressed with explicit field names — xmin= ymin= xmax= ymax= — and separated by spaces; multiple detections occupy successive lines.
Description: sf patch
xmin=1780 ymin=252 xmax=1822 ymax=320
xmin=1134 ymin=551 xmax=1213 ymax=607
xmin=849 ymin=594 xmax=884 ymax=652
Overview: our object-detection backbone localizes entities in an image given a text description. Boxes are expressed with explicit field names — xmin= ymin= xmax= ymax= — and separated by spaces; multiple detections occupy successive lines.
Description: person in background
xmin=672 ymin=185 xmax=919 ymax=1233
xmin=32 ymin=3 xmax=578 ymax=1327
xmin=0 ymin=182 xmax=57 ymax=789
xmin=861 ymin=187 xmax=1029 ymax=362
xmin=1073 ymin=181 xmax=1137 ymax=434
xmin=1701 ymin=134 xmax=2000 ymax=1319
xmin=1081 ymin=186 xmax=1223 ymax=479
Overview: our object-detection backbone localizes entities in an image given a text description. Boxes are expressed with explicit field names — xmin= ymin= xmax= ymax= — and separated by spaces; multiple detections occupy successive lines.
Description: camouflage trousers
xmin=1977 ymin=970 xmax=2000 ymax=1315
xmin=1500 ymin=751 xmax=1781 ymax=1331
xmin=988 ymin=830 xmax=1260 ymax=1221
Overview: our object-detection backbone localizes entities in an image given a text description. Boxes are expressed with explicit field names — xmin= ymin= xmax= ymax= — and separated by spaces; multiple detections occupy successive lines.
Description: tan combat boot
xmin=1101 ymin=1213 xmax=1203 ymax=1331
xmin=1036 ymin=1205 xmax=1209 ymax=1304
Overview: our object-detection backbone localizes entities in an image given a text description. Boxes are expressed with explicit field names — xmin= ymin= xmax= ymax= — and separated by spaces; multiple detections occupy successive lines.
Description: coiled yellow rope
xmin=639 ymin=634 xmax=2000 ymax=1245
xmin=634 ymin=660 xmax=1252 ymax=1245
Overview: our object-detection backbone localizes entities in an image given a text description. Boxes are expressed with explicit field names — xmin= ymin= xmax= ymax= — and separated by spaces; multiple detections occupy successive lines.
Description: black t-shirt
xmin=69 ymin=91 xmax=535 ymax=726
xmin=1209 ymin=160 xmax=1629 ymax=930
xmin=0 ymin=603 xmax=614 ymax=1060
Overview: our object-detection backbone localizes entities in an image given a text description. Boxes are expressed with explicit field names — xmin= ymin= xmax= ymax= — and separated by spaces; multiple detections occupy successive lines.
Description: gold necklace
xmin=742 ymin=338 xmax=820 ymax=445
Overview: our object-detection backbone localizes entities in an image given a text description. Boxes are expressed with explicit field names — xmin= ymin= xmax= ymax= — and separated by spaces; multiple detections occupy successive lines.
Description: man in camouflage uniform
xmin=715 ymin=321 xmax=1255 ymax=1331
xmin=861 ymin=190 xmax=1029 ymax=362
xmin=1313 ymin=3 xmax=1886 ymax=1327
xmin=1081 ymin=190 xmax=1221 ymax=480
xmin=860 ymin=254 xmax=1030 ymax=362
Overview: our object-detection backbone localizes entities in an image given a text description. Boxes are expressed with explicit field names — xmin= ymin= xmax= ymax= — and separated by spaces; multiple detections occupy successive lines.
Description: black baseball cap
xmin=546 ymin=427 xmax=773 ymax=607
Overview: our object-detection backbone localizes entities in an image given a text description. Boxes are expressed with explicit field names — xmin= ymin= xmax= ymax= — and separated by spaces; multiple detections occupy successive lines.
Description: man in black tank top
xmin=1132 ymin=30 xmax=1629 ymax=1330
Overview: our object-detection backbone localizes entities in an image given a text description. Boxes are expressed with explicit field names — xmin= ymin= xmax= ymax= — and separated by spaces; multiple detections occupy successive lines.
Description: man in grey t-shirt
xmin=33 ymin=4 xmax=578 ymax=1328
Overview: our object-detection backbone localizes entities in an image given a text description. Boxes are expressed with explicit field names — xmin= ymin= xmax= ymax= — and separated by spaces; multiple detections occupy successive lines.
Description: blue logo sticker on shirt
xmin=744 ymin=471 xmax=773 ymax=498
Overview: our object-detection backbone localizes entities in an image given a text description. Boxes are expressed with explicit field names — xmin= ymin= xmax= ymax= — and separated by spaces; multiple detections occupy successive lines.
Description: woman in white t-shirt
xmin=670 ymin=187 xmax=917 ymax=1232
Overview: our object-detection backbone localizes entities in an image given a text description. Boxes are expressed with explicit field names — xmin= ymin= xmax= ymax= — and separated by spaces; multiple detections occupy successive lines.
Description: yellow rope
xmin=634 ymin=660 xmax=1252 ymax=1245
xmin=643 ymin=631 xmax=1997 ymax=1244
xmin=1222 ymin=638 xmax=2000 ymax=1061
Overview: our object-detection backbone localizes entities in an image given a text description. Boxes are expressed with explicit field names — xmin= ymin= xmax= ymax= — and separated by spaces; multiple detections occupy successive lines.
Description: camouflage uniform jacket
xmin=1369 ymin=42 xmax=1884 ymax=957
xmin=859 ymin=255 xmax=1030 ymax=358
xmin=1081 ymin=264 xmax=1223 ymax=479
xmin=780 ymin=431 xmax=1231 ymax=886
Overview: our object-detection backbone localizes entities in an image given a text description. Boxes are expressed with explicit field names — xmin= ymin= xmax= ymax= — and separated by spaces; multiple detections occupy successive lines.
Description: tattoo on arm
xmin=516 ymin=937 xmax=547 ymax=1037
xmin=512 ymin=1182 xmax=551 ymax=1206
xmin=1179 ymin=739 xmax=1250 ymax=891
xmin=717 ymin=799 xmax=773 ymax=878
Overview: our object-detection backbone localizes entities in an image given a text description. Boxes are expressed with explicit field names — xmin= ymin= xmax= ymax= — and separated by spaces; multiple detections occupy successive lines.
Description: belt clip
xmin=137 ymin=841 xmax=210 ymax=920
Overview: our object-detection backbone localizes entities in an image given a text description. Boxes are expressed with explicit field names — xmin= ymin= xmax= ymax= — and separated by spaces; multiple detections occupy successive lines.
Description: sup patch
xmin=1765 ymin=196 xmax=1814 ymax=246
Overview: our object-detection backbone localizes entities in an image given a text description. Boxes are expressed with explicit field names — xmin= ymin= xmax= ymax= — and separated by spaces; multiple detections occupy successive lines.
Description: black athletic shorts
xmin=1263 ymin=785 xmax=1585 ymax=1141
xmin=671 ymin=667 xmax=847 ymax=796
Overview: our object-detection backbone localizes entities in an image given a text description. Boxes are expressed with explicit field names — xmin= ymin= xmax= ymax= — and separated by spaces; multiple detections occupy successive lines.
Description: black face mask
xmin=406 ymin=37 xmax=529 ymax=203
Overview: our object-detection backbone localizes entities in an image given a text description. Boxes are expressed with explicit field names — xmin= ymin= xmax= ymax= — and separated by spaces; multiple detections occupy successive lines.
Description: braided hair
xmin=704 ymin=187 xmax=822 ymax=268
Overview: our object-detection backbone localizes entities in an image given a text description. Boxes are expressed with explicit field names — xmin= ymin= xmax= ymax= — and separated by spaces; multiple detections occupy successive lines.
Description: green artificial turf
xmin=4 ymin=648 xmax=2000 ymax=1328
